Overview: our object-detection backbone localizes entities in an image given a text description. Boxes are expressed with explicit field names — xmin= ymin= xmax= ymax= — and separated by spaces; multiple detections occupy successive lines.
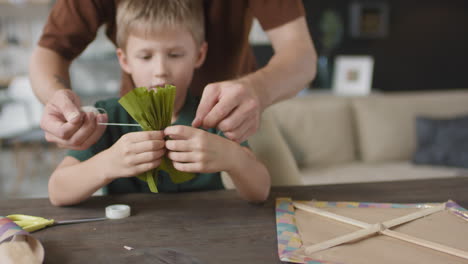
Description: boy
xmin=48 ymin=0 xmax=271 ymax=206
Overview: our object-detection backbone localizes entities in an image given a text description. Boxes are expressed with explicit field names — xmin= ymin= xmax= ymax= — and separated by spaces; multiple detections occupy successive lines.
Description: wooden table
xmin=1 ymin=177 xmax=467 ymax=264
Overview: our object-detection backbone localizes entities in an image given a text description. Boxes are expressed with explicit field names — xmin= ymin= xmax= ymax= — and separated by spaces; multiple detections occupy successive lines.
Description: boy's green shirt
xmin=67 ymin=95 xmax=248 ymax=194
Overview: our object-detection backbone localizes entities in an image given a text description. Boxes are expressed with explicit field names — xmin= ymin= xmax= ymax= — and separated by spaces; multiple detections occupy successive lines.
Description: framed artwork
xmin=350 ymin=2 xmax=389 ymax=38
xmin=332 ymin=55 xmax=374 ymax=96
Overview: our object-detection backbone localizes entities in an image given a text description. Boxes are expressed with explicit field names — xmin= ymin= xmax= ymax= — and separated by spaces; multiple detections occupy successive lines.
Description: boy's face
xmin=117 ymin=25 xmax=207 ymax=113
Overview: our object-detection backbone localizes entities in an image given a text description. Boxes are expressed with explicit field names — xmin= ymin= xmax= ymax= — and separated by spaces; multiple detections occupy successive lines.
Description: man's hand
xmin=192 ymin=80 xmax=261 ymax=143
xmin=103 ymin=131 xmax=166 ymax=179
xmin=165 ymin=125 xmax=241 ymax=173
xmin=40 ymin=89 xmax=107 ymax=150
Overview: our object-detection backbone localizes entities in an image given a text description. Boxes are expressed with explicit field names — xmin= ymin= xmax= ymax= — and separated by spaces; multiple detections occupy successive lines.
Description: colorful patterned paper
xmin=275 ymin=198 xmax=468 ymax=264
xmin=0 ymin=216 xmax=29 ymax=244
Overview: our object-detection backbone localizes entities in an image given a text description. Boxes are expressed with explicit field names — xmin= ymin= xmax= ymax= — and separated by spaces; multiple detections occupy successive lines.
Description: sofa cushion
xmin=270 ymin=95 xmax=356 ymax=167
xmin=223 ymin=108 xmax=303 ymax=188
xmin=249 ymin=108 xmax=303 ymax=186
xmin=300 ymin=161 xmax=468 ymax=185
xmin=352 ymin=91 xmax=468 ymax=162
xmin=413 ymin=115 xmax=468 ymax=168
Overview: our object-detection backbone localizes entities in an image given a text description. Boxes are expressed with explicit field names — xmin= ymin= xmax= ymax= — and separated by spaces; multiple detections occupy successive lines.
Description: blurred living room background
xmin=1 ymin=0 xmax=468 ymax=200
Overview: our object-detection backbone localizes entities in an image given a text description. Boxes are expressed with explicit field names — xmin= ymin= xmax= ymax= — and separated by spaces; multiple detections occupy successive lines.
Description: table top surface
xmin=1 ymin=177 xmax=467 ymax=264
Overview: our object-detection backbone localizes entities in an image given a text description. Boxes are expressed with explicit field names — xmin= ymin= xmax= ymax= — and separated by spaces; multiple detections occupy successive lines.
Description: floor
xmin=0 ymin=143 xmax=66 ymax=200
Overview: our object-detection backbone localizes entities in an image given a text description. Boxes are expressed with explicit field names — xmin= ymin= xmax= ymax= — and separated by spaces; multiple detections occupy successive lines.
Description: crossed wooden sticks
xmin=293 ymin=201 xmax=468 ymax=260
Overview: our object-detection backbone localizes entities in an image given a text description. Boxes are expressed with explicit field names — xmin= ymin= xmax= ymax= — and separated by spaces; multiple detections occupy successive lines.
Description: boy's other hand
xmin=192 ymin=80 xmax=261 ymax=143
xmin=165 ymin=125 xmax=240 ymax=173
xmin=41 ymin=89 xmax=107 ymax=150
xmin=105 ymin=131 xmax=166 ymax=179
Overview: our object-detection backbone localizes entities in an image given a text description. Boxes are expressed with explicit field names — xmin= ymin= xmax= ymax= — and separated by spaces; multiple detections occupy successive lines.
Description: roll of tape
xmin=105 ymin=204 xmax=131 ymax=219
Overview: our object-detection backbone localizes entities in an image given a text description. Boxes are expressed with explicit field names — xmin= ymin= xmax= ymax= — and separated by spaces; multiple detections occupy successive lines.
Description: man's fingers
xmin=43 ymin=113 xmax=106 ymax=150
xmin=239 ymin=114 xmax=259 ymax=142
xmin=193 ymin=84 xmax=220 ymax=127
xmin=41 ymin=105 xmax=83 ymax=140
xmin=54 ymin=90 xmax=83 ymax=123
xmin=44 ymin=132 xmax=71 ymax=148
xmin=42 ymin=119 xmax=81 ymax=140
xmin=217 ymin=102 xmax=254 ymax=132
xmin=77 ymin=114 xmax=108 ymax=149
xmin=230 ymin=124 xmax=255 ymax=143
xmin=64 ymin=112 xmax=97 ymax=148
xmin=223 ymin=114 xmax=257 ymax=143
xmin=202 ymin=98 xmax=238 ymax=129
xmin=44 ymin=131 xmax=87 ymax=150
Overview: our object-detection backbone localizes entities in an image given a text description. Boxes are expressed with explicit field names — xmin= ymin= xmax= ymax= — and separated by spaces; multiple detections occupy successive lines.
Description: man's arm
xmin=248 ymin=16 xmax=317 ymax=107
xmin=193 ymin=17 xmax=317 ymax=142
xmin=29 ymin=46 xmax=72 ymax=104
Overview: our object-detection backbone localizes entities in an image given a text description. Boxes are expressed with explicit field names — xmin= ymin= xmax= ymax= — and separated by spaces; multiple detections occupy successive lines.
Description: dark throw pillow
xmin=413 ymin=115 xmax=468 ymax=168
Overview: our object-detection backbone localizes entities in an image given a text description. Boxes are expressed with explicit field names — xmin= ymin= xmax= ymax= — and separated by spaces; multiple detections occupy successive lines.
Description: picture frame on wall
xmin=332 ymin=55 xmax=374 ymax=96
xmin=350 ymin=1 xmax=389 ymax=39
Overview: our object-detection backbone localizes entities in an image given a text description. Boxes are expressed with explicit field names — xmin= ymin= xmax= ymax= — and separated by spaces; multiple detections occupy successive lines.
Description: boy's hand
xmin=164 ymin=125 xmax=239 ymax=173
xmin=104 ymin=131 xmax=166 ymax=179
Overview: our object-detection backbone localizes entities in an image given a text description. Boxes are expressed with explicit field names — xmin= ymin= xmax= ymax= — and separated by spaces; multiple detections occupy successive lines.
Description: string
xmin=81 ymin=105 xmax=141 ymax=127
xmin=98 ymin=122 xmax=141 ymax=127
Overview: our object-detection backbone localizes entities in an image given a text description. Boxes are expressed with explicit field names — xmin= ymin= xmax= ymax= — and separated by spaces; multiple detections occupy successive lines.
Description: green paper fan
xmin=118 ymin=85 xmax=195 ymax=193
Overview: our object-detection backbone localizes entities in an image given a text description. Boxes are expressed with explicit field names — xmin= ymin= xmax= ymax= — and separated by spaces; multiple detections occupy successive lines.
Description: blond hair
xmin=116 ymin=0 xmax=205 ymax=48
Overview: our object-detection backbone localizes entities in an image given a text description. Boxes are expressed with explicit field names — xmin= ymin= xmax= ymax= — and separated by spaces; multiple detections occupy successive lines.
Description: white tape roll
xmin=105 ymin=204 xmax=131 ymax=219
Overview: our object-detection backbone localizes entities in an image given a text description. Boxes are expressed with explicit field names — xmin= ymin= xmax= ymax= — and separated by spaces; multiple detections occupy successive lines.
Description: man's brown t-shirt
xmin=39 ymin=0 xmax=305 ymax=96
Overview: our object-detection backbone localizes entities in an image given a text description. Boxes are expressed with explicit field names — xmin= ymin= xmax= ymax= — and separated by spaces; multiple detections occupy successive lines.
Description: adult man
xmin=30 ymin=0 xmax=316 ymax=150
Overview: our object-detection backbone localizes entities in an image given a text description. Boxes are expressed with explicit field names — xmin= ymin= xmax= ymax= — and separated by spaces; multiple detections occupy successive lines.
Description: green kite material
xmin=118 ymin=85 xmax=195 ymax=193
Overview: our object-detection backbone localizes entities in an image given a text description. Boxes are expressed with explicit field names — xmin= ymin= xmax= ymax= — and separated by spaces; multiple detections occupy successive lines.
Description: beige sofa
xmin=247 ymin=90 xmax=468 ymax=186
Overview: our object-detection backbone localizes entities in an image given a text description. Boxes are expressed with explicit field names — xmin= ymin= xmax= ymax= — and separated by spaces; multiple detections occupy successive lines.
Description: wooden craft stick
xmin=294 ymin=202 xmax=446 ymax=230
xmin=293 ymin=202 xmax=369 ymax=228
xmin=382 ymin=229 xmax=468 ymax=260
xmin=295 ymin=201 xmax=462 ymax=258
xmin=382 ymin=203 xmax=446 ymax=229
xmin=305 ymin=224 xmax=383 ymax=254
